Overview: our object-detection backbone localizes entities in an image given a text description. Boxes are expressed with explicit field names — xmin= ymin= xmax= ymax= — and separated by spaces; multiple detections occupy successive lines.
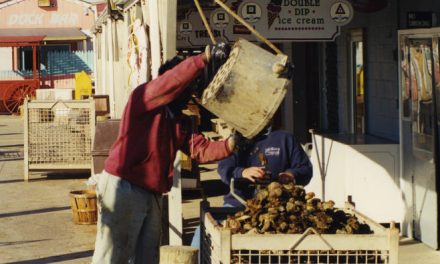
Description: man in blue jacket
xmin=191 ymin=126 xmax=312 ymax=249
xmin=218 ymin=126 xmax=313 ymax=208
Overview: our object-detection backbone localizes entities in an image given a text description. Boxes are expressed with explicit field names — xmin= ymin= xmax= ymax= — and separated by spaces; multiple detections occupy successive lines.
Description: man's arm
xmin=187 ymin=133 xmax=234 ymax=164
xmin=217 ymin=154 xmax=245 ymax=185
xmin=131 ymin=54 xmax=206 ymax=113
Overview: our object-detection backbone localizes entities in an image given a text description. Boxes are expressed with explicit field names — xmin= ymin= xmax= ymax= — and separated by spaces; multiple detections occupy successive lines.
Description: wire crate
xmin=200 ymin=202 xmax=399 ymax=264
xmin=23 ymin=99 xmax=95 ymax=180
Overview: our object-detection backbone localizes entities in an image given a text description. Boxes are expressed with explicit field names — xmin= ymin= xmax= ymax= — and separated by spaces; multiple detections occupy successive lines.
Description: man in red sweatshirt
xmin=92 ymin=44 xmax=234 ymax=264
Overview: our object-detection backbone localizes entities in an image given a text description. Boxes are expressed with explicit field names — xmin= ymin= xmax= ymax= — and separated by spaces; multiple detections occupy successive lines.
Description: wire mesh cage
xmin=200 ymin=203 xmax=399 ymax=264
xmin=23 ymin=99 xmax=95 ymax=180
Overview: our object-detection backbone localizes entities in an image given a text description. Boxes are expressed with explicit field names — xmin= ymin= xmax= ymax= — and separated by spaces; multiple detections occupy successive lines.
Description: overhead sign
xmin=0 ymin=0 xmax=94 ymax=29
xmin=407 ymin=12 xmax=433 ymax=29
xmin=177 ymin=0 xmax=354 ymax=47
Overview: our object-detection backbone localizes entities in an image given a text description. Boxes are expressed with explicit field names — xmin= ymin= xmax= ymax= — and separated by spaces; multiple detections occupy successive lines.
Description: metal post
xmin=12 ymin=47 xmax=15 ymax=70
xmin=32 ymin=45 xmax=37 ymax=80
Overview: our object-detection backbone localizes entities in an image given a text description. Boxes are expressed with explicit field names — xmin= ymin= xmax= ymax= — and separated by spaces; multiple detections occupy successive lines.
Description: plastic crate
xmin=200 ymin=202 xmax=399 ymax=264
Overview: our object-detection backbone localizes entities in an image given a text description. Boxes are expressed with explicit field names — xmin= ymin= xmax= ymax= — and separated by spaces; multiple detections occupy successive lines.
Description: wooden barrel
xmin=69 ymin=189 xmax=97 ymax=225
xmin=160 ymin=246 xmax=198 ymax=264
xmin=200 ymin=38 xmax=289 ymax=138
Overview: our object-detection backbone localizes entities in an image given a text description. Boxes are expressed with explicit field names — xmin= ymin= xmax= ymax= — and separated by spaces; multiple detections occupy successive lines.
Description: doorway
xmin=290 ymin=42 xmax=321 ymax=144
xmin=349 ymin=29 xmax=365 ymax=134
xmin=399 ymin=29 xmax=440 ymax=249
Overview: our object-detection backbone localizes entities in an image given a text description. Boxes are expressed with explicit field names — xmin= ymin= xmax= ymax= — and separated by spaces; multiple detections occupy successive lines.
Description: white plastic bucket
xmin=200 ymin=38 xmax=289 ymax=138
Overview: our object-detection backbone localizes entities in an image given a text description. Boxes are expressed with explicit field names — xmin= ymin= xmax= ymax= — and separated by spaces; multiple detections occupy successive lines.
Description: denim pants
xmin=92 ymin=171 xmax=162 ymax=264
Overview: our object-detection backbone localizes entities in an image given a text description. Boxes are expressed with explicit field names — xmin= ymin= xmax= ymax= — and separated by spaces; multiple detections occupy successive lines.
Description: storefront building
xmin=0 ymin=0 xmax=98 ymax=113
xmin=93 ymin=0 xmax=440 ymax=249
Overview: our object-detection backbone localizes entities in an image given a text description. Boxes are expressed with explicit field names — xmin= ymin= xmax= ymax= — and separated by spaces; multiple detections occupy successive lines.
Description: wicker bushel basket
xmin=69 ymin=189 xmax=97 ymax=225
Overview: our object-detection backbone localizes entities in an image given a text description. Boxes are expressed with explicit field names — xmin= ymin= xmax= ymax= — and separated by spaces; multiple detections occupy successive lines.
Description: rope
xmin=212 ymin=0 xmax=283 ymax=55
xmin=194 ymin=0 xmax=216 ymax=45
xmin=126 ymin=10 xmax=137 ymax=89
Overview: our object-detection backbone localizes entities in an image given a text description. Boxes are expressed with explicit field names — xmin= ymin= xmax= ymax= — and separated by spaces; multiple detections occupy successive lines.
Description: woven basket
xmin=69 ymin=189 xmax=97 ymax=225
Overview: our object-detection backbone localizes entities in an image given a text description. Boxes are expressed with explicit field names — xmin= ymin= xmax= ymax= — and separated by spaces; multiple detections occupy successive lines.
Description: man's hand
xmin=278 ymin=171 xmax=296 ymax=184
xmin=204 ymin=42 xmax=230 ymax=65
xmin=242 ymin=167 xmax=266 ymax=183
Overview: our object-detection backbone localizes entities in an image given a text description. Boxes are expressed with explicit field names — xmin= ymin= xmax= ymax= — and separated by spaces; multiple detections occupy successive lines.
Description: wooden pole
xmin=159 ymin=0 xmax=177 ymax=60
xmin=213 ymin=0 xmax=283 ymax=55
xmin=169 ymin=152 xmax=183 ymax=245
xmin=159 ymin=246 xmax=198 ymax=264
xmin=148 ymin=0 xmax=162 ymax=79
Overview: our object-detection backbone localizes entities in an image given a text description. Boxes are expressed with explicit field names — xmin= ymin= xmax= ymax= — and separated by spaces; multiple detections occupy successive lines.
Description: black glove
xmin=205 ymin=42 xmax=231 ymax=82
xmin=210 ymin=42 xmax=231 ymax=65
xmin=194 ymin=42 xmax=231 ymax=98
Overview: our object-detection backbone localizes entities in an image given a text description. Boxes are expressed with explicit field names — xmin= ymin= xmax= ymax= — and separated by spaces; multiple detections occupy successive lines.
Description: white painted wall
xmin=113 ymin=18 xmax=130 ymax=118
xmin=0 ymin=47 xmax=12 ymax=71
xmin=308 ymin=134 xmax=404 ymax=226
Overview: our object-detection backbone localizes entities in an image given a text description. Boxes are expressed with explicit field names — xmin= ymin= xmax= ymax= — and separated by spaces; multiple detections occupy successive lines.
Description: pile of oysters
xmin=223 ymin=182 xmax=372 ymax=235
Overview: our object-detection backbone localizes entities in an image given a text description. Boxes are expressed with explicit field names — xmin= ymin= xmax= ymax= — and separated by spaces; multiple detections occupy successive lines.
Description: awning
xmin=0 ymin=35 xmax=45 ymax=44
xmin=0 ymin=28 xmax=88 ymax=43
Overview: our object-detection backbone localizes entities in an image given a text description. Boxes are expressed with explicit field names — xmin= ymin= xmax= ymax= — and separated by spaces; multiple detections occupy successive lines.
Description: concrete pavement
xmin=0 ymin=114 xmax=440 ymax=263
xmin=0 ymin=115 xmax=95 ymax=263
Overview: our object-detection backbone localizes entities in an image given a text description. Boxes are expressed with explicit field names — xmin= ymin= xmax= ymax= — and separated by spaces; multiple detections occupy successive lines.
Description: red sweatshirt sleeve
xmin=131 ymin=54 xmax=206 ymax=113
xmin=188 ymin=134 xmax=232 ymax=164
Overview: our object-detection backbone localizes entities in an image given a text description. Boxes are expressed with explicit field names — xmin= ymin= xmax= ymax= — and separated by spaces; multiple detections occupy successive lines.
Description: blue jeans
xmin=92 ymin=171 xmax=162 ymax=264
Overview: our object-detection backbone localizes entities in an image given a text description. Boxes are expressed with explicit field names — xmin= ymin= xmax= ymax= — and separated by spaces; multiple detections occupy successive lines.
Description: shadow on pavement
xmin=0 ymin=239 xmax=51 ymax=246
xmin=5 ymin=250 xmax=94 ymax=264
xmin=0 ymin=179 xmax=24 ymax=184
xmin=46 ymin=172 xmax=90 ymax=180
xmin=0 ymin=206 xmax=71 ymax=218
xmin=400 ymin=239 xmax=423 ymax=246
xmin=0 ymin=143 xmax=23 ymax=147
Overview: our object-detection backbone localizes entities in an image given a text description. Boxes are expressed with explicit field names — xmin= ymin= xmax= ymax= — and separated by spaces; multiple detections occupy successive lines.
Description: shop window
xmin=349 ymin=29 xmax=365 ymax=134
xmin=39 ymin=45 xmax=70 ymax=73
xmin=17 ymin=47 xmax=33 ymax=72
